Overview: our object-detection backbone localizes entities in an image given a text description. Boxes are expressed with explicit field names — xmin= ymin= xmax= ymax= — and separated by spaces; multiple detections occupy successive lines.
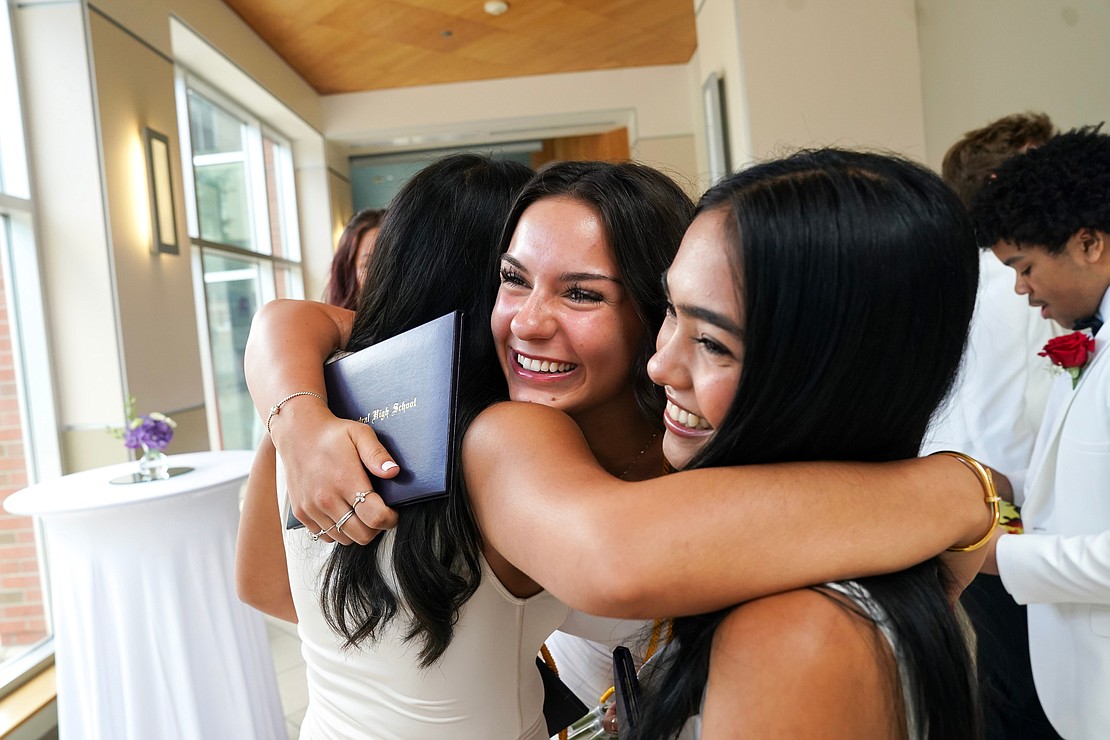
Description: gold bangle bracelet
xmin=932 ymin=451 xmax=1002 ymax=552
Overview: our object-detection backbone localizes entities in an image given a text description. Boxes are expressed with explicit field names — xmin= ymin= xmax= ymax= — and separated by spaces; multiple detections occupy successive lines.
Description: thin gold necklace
xmin=618 ymin=430 xmax=659 ymax=480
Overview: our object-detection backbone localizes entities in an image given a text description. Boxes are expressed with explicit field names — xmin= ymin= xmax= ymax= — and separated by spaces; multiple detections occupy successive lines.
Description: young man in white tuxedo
xmin=973 ymin=125 xmax=1110 ymax=740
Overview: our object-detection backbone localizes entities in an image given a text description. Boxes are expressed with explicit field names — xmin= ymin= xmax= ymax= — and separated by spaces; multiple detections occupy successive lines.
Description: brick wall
xmin=0 ymin=270 xmax=47 ymax=654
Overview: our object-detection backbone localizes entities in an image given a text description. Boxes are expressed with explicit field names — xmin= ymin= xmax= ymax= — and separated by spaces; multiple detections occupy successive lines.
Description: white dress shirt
xmin=923 ymin=252 xmax=1061 ymax=495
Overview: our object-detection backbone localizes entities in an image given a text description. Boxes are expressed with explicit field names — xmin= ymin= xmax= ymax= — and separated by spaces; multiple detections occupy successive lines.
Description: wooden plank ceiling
xmin=222 ymin=0 xmax=697 ymax=94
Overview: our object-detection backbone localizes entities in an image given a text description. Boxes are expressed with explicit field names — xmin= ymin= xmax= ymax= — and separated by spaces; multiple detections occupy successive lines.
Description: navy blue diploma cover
xmin=285 ymin=311 xmax=462 ymax=529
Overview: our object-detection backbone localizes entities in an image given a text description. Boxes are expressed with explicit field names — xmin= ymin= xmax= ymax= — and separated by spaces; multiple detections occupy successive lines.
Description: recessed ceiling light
xmin=484 ymin=1 xmax=509 ymax=16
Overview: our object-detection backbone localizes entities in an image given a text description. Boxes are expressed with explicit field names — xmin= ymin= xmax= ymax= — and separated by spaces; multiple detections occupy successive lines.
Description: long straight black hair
xmin=496 ymin=161 xmax=695 ymax=425
xmin=631 ymin=149 xmax=982 ymax=739
xmin=319 ymin=153 xmax=532 ymax=665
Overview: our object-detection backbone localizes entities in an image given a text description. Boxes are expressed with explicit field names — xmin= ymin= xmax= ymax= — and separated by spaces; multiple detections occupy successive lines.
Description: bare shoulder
xmin=714 ymin=587 xmax=881 ymax=659
xmin=462 ymin=403 xmax=599 ymax=598
xmin=702 ymin=588 xmax=903 ymax=739
xmin=465 ymin=401 xmax=589 ymax=461
xmin=468 ymin=400 xmax=579 ymax=431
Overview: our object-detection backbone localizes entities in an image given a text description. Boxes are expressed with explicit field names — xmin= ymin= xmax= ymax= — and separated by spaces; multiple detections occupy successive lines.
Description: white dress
xmin=285 ymin=522 xmax=569 ymax=739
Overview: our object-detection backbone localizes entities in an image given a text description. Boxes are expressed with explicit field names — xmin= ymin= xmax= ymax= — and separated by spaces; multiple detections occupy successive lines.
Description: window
xmin=177 ymin=74 xmax=303 ymax=451
xmin=0 ymin=0 xmax=61 ymax=691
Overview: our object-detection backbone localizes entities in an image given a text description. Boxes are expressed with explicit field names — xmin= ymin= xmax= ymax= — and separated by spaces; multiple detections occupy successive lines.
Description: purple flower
xmin=122 ymin=415 xmax=175 ymax=451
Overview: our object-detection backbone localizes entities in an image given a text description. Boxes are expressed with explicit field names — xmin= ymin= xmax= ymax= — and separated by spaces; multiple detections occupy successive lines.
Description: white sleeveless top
xmin=285 ymin=523 xmax=569 ymax=740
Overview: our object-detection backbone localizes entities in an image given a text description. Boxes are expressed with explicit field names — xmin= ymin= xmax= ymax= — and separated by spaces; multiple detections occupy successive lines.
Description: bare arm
xmin=464 ymin=402 xmax=989 ymax=618
xmin=989 ymin=467 xmax=1014 ymax=503
xmin=701 ymin=591 xmax=901 ymax=739
xmin=244 ymin=298 xmax=352 ymax=420
xmin=235 ymin=438 xmax=296 ymax=622
xmin=244 ymin=299 xmax=399 ymax=541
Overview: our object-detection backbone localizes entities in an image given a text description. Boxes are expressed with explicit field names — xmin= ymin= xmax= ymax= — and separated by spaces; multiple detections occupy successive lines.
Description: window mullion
xmin=244 ymin=120 xmax=271 ymax=257
xmin=174 ymin=69 xmax=201 ymax=239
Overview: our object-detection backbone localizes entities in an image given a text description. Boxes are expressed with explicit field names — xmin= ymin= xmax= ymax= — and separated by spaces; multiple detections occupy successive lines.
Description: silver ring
xmin=352 ymin=490 xmax=370 ymax=506
xmin=309 ymin=523 xmax=336 ymax=542
xmin=334 ymin=508 xmax=356 ymax=535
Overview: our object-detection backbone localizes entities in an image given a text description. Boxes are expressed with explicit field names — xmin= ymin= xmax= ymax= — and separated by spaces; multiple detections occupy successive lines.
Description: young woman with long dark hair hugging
xmin=235 ymin=207 xmax=385 ymax=625
xmin=241 ymin=153 xmax=995 ymax=738
xmin=632 ymin=150 xmax=984 ymax=737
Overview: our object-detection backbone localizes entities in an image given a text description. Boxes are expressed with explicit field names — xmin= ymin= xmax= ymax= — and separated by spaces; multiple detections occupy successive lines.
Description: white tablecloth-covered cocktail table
xmin=4 ymin=450 xmax=285 ymax=740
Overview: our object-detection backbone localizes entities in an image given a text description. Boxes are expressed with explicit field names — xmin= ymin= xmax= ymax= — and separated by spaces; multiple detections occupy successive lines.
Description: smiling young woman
xmin=492 ymin=196 xmax=644 ymax=432
xmin=630 ymin=149 xmax=982 ymax=739
xmin=649 ymin=207 xmax=744 ymax=469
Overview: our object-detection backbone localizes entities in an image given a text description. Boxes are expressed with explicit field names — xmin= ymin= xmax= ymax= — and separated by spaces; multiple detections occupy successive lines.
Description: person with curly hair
xmin=929 ymin=112 xmax=1063 ymax=740
xmin=942 ymin=112 xmax=1056 ymax=208
xmin=972 ymin=125 xmax=1110 ymax=740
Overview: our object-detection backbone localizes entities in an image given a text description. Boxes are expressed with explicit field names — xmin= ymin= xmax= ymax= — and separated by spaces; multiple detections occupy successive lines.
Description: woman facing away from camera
xmin=240 ymin=153 xmax=549 ymax=738
xmin=243 ymin=155 xmax=995 ymax=738
xmin=235 ymin=207 xmax=384 ymax=623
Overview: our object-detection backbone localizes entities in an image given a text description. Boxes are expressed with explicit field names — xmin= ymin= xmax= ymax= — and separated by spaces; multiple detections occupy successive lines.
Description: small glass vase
xmin=138 ymin=444 xmax=170 ymax=480
xmin=564 ymin=703 xmax=617 ymax=739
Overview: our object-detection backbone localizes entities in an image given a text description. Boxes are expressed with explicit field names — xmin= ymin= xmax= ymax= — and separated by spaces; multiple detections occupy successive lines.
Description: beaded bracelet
xmin=932 ymin=450 xmax=1002 ymax=552
xmin=266 ymin=391 xmax=326 ymax=437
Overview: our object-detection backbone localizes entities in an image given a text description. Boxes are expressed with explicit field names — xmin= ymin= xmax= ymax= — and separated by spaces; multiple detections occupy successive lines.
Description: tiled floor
xmin=266 ymin=616 xmax=309 ymax=739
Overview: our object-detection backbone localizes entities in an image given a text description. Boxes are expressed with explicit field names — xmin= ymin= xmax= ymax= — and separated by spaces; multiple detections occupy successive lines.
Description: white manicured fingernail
xmin=381 ymin=461 xmax=398 ymax=472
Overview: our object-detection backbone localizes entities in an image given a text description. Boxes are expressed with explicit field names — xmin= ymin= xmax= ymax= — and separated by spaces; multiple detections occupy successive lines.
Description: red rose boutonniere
xmin=1038 ymin=331 xmax=1096 ymax=389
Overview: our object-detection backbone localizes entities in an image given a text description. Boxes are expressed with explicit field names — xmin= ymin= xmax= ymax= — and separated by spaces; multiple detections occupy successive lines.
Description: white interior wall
xmin=14 ymin=1 xmax=124 ymax=470
xmin=90 ymin=11 xmax=205 ymax=427
xmin=632 ymin=134 xmax=701 ymax=198
xmin=690 ymin=0 xmax=750 ymax=179
xmin=91 ymin=0 xmax=322 ymax=132
xmin=916 ymin=0 xmax=1110 ymax=169
xmin=736 ymin=0 xmax=927 ymax=162
xmin=321 ymin=64 xmax=700 ymax=188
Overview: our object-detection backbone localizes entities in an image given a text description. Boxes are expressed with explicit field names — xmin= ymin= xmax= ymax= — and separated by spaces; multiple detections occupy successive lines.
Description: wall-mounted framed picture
xmin=144 ymin=127 xmax=179 ymax=254
xmin=702 ymin=71 xmax=731 ymax=184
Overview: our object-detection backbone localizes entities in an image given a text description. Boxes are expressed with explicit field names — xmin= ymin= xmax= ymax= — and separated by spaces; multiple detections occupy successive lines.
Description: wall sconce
xmin=144 ymin=127 xmax=178 ymax=254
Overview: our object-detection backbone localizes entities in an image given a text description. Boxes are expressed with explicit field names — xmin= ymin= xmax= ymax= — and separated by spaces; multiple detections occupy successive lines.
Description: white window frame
xmin=175 ymin=68 xmax=304 ymax=450
xmin=262 ymin=126 xmax=302 ymax=263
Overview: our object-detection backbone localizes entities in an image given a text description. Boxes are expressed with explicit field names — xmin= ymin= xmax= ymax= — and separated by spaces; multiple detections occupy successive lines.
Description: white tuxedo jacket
xmin=998 ymin=292 xmax=1110 ymax=740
